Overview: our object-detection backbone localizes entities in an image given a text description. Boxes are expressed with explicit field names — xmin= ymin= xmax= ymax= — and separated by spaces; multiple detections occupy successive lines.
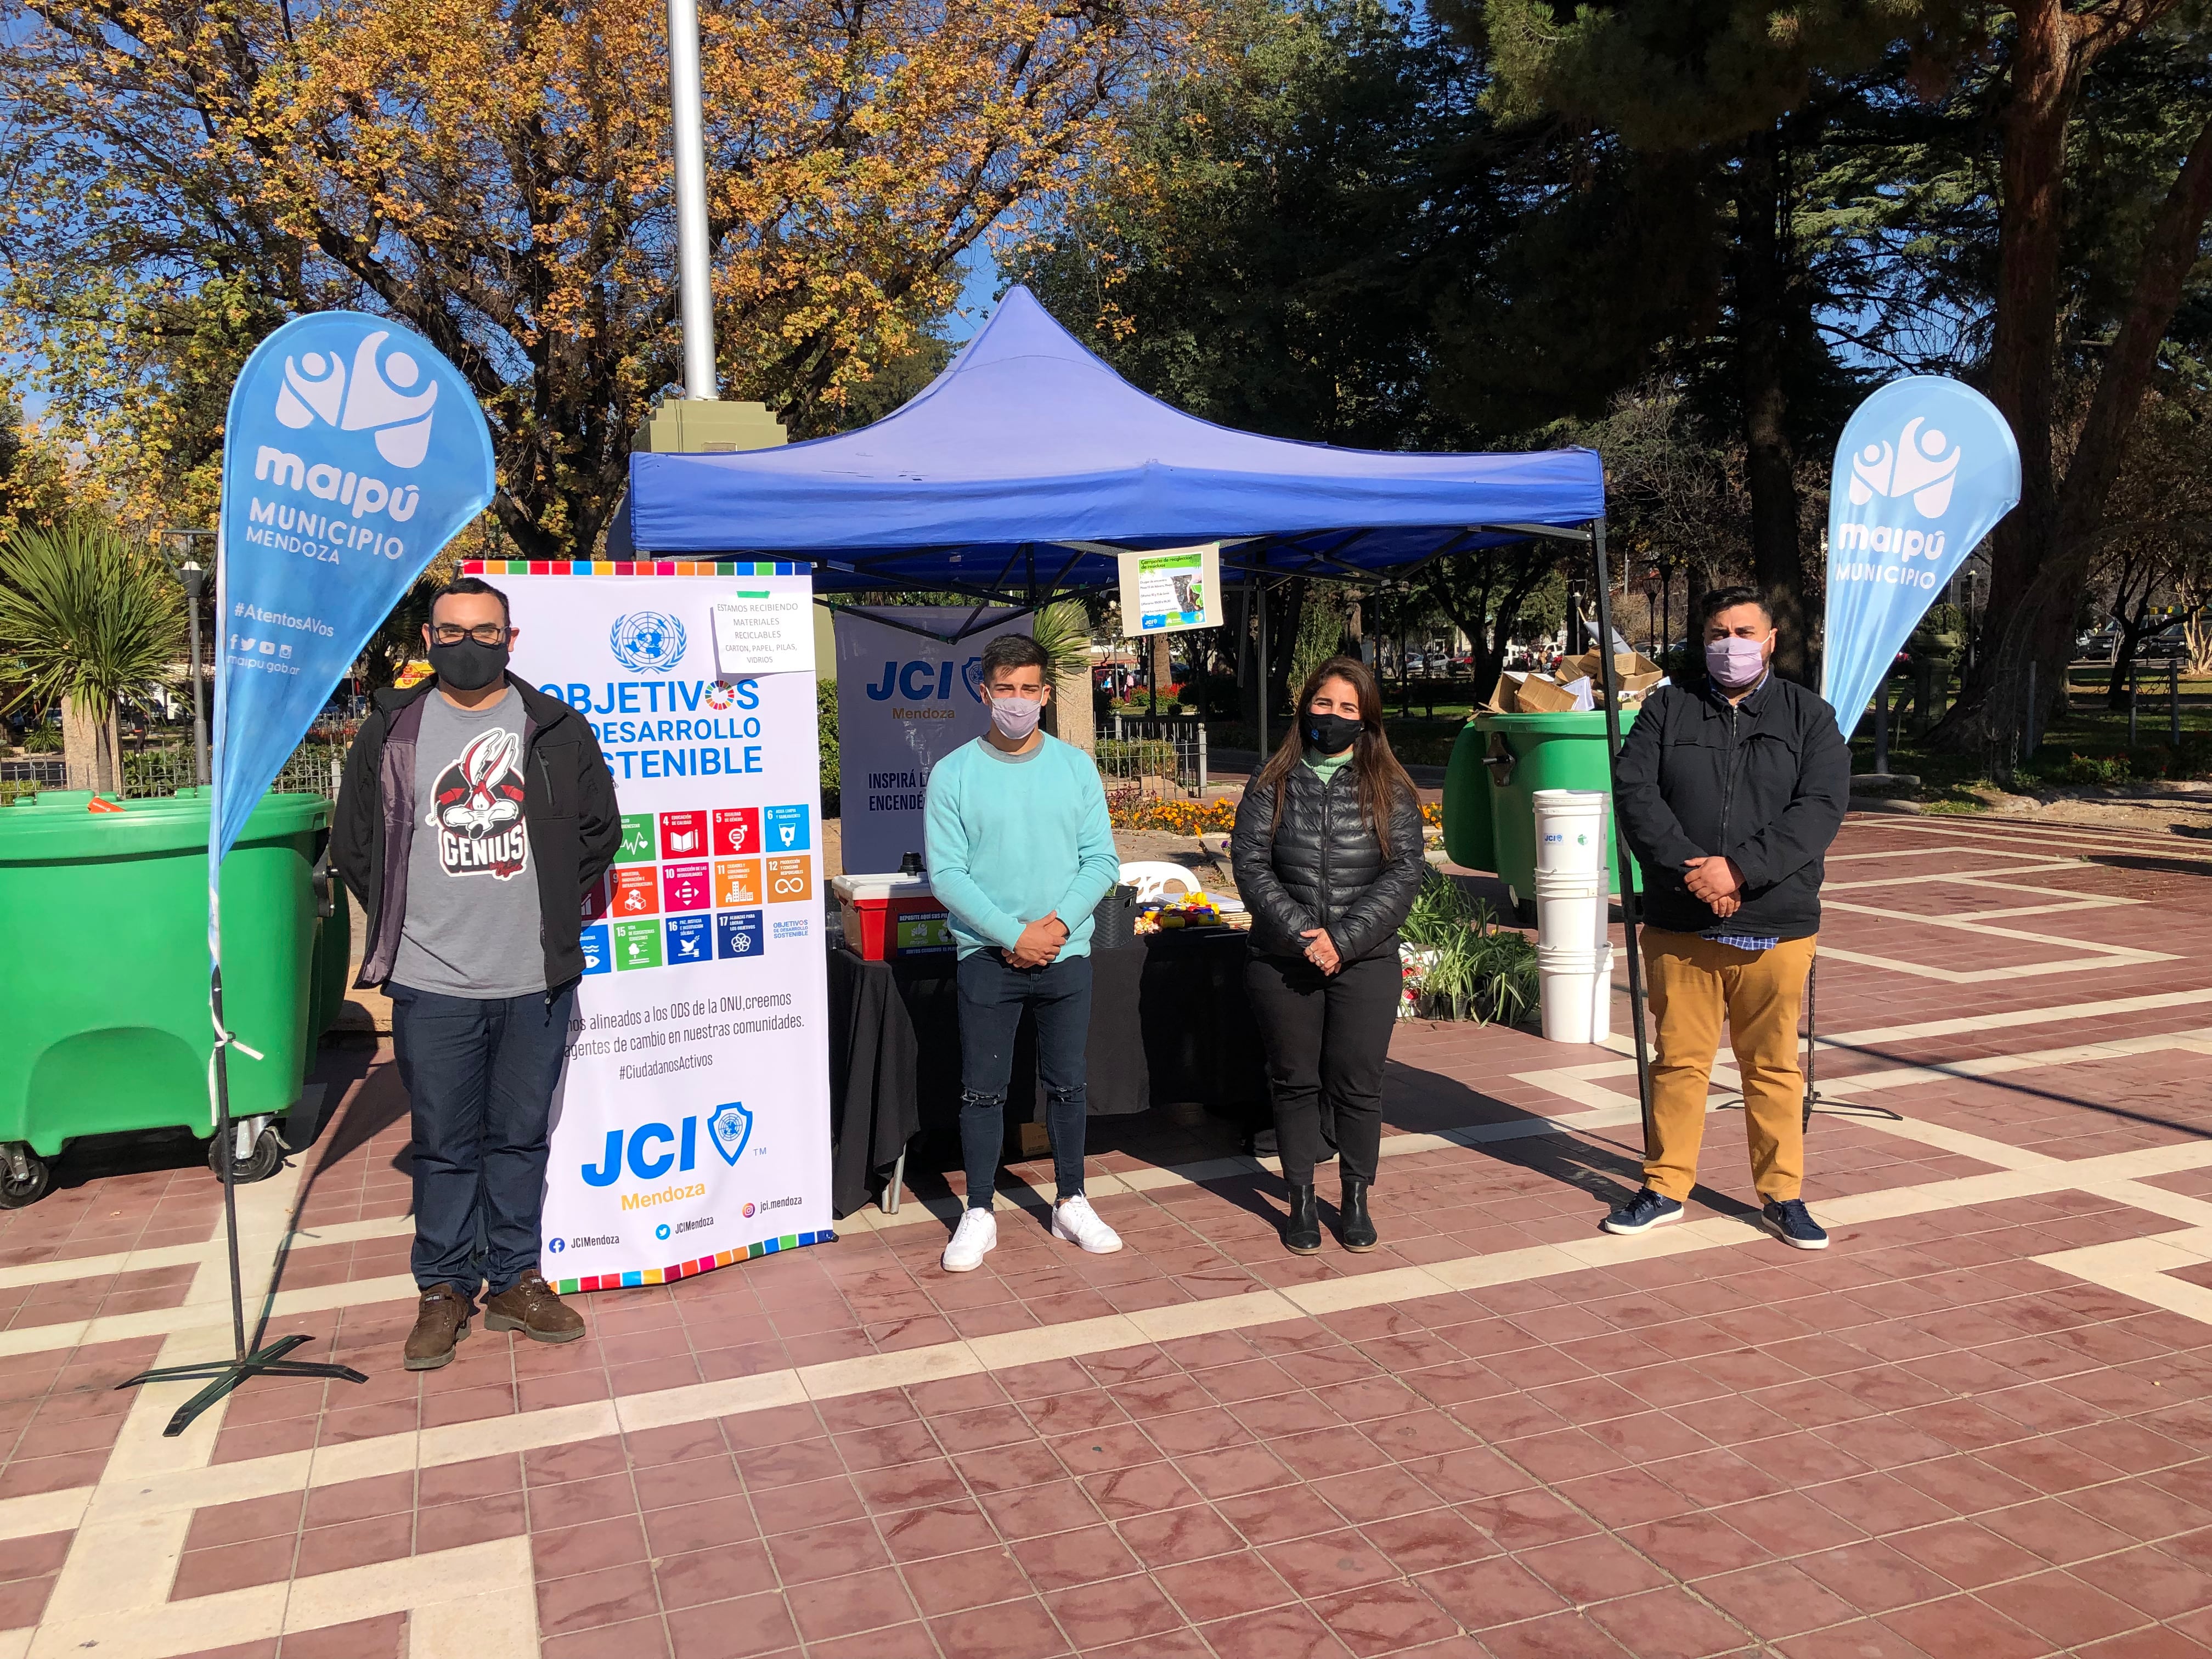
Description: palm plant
xmin=0 ymin=520 xmax=184 ymax=791
xmin=1031 ymin=596 xmax=1097 ymax=754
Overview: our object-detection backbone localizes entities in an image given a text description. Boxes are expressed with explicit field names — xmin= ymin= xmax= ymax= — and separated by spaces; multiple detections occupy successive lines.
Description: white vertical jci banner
xmin=501 ymin=569 xmax=833 ymax=1291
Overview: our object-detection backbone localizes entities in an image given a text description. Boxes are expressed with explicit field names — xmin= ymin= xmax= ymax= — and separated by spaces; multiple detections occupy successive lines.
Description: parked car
xmin=2076 ymin=625 xmax=2120 ymax=663
xmin=2139 ymin=624 xmax=2190 ymax=661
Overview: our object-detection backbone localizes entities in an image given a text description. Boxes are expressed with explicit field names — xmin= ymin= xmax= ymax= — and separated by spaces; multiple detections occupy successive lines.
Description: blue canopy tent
xmin=627 ymin=284 xmax=1605 ymax=594
xmin=623 ymin=283 xmax=1657 ymax=1144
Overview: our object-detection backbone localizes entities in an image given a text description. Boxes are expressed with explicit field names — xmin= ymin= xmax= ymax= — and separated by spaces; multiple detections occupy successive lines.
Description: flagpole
xmin=668 ymin=0 xmax=718 ymax=400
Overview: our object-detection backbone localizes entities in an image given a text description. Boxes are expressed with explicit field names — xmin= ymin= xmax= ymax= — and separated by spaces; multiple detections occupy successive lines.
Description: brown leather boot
xmin=483 ymin=1268 xmax=585 ymax=1344
xmin=404 ymin=1284 xmax=473 ymax=1371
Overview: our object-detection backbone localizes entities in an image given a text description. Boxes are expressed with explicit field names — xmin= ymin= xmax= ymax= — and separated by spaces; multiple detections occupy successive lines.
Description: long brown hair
xmin=1252 ymin=655 xmax=1420 ymax=856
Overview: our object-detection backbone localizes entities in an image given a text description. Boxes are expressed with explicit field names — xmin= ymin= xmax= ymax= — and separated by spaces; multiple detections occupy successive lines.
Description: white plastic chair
xmin=1118 ymin=860 xmax=1201 ymax=903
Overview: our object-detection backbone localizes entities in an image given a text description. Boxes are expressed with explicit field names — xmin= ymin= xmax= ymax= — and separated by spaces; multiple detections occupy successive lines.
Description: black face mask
xmin=1303 ymin=711 xmax=1362 ymax=755
xmin=428 ymin=639 xmax=510 ymax=692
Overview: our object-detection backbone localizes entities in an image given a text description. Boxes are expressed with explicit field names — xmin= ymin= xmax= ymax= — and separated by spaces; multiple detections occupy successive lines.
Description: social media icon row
xmin=582 ymin=910 xmax=766 ymax=973
xmin=614 ymin=805 xmax=810 ymax=864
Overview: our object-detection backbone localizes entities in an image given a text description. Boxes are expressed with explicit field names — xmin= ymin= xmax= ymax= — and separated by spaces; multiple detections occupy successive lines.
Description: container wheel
xmin=0 ymin=1149 xmax=50 ymax=1209
xmin=208 ymin=1127 xmax=286 ymax=1184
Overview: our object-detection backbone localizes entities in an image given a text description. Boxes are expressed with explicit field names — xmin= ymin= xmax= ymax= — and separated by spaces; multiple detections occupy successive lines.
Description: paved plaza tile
xmin=4 ymin=811 xmax=2212 ymax=1657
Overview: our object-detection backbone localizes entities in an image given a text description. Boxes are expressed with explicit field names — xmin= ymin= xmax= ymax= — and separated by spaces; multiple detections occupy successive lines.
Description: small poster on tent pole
xmin=1118 ymin=544 xmax=1221 ymax=636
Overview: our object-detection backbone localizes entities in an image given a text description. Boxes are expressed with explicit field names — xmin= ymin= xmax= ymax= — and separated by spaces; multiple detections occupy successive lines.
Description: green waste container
xmin=0 ymin=791 xmax=337 ymax=1205
xmin=1443 ymin=710 xmax=1640 ymax=924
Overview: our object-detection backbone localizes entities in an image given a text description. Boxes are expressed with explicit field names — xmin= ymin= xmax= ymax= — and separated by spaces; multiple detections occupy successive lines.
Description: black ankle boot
xmin=1282 ymin=1183 xmax=1322 ymax=1254
xmin=1339 ymin=1177 xmax=1378 ymax=1252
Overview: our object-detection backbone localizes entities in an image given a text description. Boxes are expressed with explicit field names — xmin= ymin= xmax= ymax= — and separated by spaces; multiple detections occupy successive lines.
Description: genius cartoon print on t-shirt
xmin=428 ymin=726 xmax=529 ymax=879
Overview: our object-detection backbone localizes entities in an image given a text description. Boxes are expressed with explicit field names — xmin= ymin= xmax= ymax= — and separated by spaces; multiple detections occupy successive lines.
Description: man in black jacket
xmin=335 ymin=577 xmax=620 ymax=1368
xmin=1606 ymin=586 xmax=1850 ymax=1250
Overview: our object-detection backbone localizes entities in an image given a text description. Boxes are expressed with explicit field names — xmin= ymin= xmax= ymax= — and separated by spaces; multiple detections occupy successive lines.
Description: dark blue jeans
xmin=956 ymin=951 xmax=1092 ymax=1210
xmin=388 ymin=983 xmax=575 ymax=1298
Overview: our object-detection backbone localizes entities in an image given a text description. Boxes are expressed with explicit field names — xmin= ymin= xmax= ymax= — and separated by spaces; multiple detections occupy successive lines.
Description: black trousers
xmin=955 ymin=951 xmax=1093 ymax=1207
xmin=1244 ymin=951 xmax=1398 ymax=1186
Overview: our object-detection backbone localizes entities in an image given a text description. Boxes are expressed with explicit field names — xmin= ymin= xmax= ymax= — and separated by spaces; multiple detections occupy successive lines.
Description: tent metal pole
xmin=1587 ymin=518 xmax=1656 ymax=1159
xmin=1257 ymin=578 xmax=1269 ymax=759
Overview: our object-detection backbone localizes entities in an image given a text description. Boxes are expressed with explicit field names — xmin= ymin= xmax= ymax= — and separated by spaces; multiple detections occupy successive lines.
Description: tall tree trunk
xmin=1148 ymin=633 xmax=1171 ymax=714
xmin=1736 ymin=127 xmax=1811 ymax=685
xmin=61 ymin=694 xmax=118 ymax=792
xmin=1945 ymin=92 xmax=2212 ymax=746
xmin=1976 ymin=0 xmax=2074 ymax=725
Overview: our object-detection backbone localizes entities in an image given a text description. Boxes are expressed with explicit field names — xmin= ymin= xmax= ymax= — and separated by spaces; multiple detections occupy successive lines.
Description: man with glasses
xmin=335 ymin=577 xmax=620 ymax=1368
xmin=925 ymin=633 xmax=1123 ymax=1272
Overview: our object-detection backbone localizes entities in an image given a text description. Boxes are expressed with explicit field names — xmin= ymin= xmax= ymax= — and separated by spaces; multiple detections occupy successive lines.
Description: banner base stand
xmin=115 ymin=970 xmax=368 ymax=1436
xmin=116 ymin=1335 xmax=368 ymax=1437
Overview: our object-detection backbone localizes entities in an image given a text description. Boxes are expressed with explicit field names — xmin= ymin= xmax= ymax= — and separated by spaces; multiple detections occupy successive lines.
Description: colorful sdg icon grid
xmin=579 ymin=802 xmax=812 ymax=975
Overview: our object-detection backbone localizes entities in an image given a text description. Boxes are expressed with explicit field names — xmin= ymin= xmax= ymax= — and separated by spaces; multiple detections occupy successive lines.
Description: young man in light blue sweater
xmin=924 ymin=634 xmax=1124 ymax=1271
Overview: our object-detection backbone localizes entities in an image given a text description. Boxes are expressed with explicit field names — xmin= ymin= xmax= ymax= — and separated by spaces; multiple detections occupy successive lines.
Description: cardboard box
xmin=1483 ymin=672 xmax=1528 ymax=714
xmin=1567 ymin=649 xmax=1667 ymax=699
xmin=1511 ymin=673 xmax=1583 ymax=713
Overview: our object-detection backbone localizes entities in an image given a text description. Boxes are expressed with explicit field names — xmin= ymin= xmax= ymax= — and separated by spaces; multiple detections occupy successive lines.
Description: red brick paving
xmin=8 ymin=812 xmax=2212 ymax=1657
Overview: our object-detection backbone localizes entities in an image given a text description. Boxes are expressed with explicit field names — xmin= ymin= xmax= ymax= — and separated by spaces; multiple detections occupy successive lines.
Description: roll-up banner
xmin=486 ymin=563 xmax=833 ymax=1289
xmin=832 ymin=605 xmax=1033 ymax=877
xmin=1820 ymin=376 xmax=2019 ymax=735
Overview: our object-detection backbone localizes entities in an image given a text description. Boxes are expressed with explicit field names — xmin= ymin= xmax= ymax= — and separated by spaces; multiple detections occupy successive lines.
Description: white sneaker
xmin=1051 ymin=1194 xmax=1122 ymax=1255
xmin=941 ymin=1209 xmax=998 ymax=1272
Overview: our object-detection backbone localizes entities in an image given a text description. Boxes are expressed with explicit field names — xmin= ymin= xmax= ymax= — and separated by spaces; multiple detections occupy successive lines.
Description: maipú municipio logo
xmin=610 ymin=612 xmax=687 ymax=673
xmin=1846 ymin=417 xmax=1962 ymax=520
xmin=274 ymin=330 xmax=439 ymax=470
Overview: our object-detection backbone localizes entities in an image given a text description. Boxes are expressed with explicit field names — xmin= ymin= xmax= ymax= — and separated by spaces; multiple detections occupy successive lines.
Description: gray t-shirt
xmin=391 ymin=689 xmax=546 ymax=997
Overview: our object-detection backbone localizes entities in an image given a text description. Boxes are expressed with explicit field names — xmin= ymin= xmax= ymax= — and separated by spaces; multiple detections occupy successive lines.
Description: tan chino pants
xmin=1639 ymin=929 xmax=1818 ymax=1204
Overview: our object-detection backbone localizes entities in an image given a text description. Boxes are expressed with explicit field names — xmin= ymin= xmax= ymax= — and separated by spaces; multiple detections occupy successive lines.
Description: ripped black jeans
xmin=955 ymin=950 xmax=1093 ymax=1211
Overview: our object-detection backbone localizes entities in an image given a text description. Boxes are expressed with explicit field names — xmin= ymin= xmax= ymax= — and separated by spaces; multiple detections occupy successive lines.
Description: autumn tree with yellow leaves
xmin=0 ymin=0 xmax=1209 ymax=552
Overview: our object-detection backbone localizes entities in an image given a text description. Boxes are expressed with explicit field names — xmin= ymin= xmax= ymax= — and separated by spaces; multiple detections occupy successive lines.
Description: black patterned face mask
xmin=1302 ymin=712 xmax=1361 ymax=754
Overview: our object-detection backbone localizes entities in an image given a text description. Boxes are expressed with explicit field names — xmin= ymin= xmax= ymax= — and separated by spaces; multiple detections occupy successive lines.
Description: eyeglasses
xmin=430 ymin=624 xmax=510 ymax=646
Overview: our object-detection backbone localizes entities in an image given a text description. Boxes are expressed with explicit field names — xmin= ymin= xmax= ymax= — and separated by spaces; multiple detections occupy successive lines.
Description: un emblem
xmin=708 ymin=1103 xmax=753 ymax=1166
xmin=610 ymin=612 xmax=687 ymax=673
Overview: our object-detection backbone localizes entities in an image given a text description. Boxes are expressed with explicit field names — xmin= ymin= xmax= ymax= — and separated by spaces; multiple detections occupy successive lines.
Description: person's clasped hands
xmin=1003 ymin=910 xmax=1067 ymax=969
xmin=1300 ymin=926 xmax=1342 ymax=975
xmin=1683 ymin=855 xmax=1745 ymax=918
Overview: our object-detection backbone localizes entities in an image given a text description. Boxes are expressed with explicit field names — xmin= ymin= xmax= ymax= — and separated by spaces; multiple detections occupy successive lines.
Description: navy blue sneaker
xmin=1601 ymin=1187 xmax=1684 ymax=1235
xmin=1762 ymin=1198 xmax=1830 ymax=1251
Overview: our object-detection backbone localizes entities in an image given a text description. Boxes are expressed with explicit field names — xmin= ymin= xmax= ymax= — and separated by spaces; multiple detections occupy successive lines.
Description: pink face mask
xmin=1705 ymin=634 xmax=1769 ymax=689
xmin=989 ymin=694 xmax=1043 ymax=740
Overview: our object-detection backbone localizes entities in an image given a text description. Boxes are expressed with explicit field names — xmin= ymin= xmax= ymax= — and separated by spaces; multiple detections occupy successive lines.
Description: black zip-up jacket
xmin=1613 ymin=673 xmax=1850 ymax=940
xmin=1232 ymin=759 xmax=1426 ymax=964
xmin=334 ymin=675 xmax=622 ymax=992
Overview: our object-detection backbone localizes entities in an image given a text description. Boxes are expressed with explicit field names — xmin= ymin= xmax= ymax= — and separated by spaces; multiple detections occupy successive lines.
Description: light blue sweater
xmin=923 ymin=735 xmax=1120 ymax=959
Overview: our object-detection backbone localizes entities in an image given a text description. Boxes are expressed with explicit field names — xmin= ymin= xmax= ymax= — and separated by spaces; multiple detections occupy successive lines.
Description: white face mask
xmin=988 ymin=694 xmax=1043 ymax=740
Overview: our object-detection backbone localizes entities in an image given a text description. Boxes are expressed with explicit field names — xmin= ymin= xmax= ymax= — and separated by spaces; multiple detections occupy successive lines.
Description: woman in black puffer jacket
xmin=1232 ymin=656 xmax=1425 ymax=1254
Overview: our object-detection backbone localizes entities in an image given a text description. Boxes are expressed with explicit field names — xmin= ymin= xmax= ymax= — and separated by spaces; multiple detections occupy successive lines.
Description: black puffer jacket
xmin=1232 ymin=758 xmax=1427 ymax=963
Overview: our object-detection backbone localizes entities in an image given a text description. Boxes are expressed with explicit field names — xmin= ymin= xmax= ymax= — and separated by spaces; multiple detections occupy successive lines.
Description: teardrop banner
xmin=212 ymin=313 xmax=495 ymax=868
xmin=1819 ymin=376 xmax=2020 ymax=737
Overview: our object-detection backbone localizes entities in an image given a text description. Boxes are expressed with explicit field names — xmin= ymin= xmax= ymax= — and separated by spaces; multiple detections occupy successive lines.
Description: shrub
xmin=1399 ymin=868 xmax=1537 ymax=1025
xmin=817 ymin=678 xmax=840 ymax=811
xmin=20 ymin=723 xmax=63 ymax=753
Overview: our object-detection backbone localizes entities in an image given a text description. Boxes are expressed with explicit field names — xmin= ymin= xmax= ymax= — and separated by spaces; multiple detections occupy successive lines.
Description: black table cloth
xmin=820 ymin=929 xmax=1266 ymax=1216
